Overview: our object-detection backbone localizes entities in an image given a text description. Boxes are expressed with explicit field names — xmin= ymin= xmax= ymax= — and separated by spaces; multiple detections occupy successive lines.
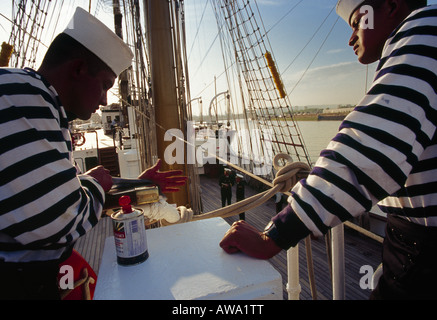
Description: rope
xmin=159 ymin=153 xmax=309 ymax=224
xmin=160 ymin=152 xmax=317 ymax=300
xmin=193 ymin=154 xmax=309 ymax=221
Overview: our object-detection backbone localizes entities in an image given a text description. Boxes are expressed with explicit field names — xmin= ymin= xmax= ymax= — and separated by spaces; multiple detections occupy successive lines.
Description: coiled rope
xmin=167 ymin=153 xmax=310 ymax=223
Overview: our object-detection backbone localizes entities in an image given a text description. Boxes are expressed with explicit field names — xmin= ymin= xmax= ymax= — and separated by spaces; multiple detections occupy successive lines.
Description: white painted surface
xmin=94 ymin=218 xmax=282 ymax=300
xmin=117 ymin=148 xmax=141 ymax=178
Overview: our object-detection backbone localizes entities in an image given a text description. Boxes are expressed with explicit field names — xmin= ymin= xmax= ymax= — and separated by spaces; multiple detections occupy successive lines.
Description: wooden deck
xmin=74 ymin=173 xmax=383 ymax=300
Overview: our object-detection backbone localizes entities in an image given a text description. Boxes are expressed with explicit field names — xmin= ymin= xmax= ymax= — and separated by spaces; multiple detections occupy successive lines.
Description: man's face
xmin=348 ymin=4 xmax=393 ymax=64
xmin=69 ymin=66 xmax=116 ymax=120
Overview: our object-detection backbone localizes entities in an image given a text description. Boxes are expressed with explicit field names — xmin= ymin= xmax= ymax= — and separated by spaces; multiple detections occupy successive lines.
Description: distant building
xmin=101 ymin=103 xmax=122 ymax=134
xmin=322 ymin=107 xmax=354 ymax=114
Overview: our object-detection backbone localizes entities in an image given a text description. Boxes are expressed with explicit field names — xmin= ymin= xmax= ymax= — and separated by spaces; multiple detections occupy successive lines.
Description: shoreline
xmin=272 ymin=113 xmax=347 ymax=121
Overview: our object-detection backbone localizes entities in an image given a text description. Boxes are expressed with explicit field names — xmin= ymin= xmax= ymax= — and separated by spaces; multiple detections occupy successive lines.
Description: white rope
xmin=158 ymin=153 xmax=309 ymax=223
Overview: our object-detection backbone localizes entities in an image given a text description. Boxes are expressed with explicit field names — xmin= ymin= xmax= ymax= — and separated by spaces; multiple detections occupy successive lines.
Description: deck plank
xmin=74 ymin=173 xmax=383 ymax=300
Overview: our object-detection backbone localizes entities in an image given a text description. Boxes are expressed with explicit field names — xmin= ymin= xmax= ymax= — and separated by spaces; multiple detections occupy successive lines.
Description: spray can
xmin=111 ymin=195 xmax=149 ymax=266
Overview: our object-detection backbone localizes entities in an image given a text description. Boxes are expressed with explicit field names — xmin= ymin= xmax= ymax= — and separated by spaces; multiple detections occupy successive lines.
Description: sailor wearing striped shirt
xmin=220 ymin=0 xmax=437 ymax=299
xmin=0 ymin=8 xmax=186 ymax=300
xmin=0 ymin=7 xmax=131 ymax=300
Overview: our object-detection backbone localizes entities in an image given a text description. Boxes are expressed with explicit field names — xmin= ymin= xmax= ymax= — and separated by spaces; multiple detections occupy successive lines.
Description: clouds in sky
xmin=283 ymin=60 xmax=377 ymax=106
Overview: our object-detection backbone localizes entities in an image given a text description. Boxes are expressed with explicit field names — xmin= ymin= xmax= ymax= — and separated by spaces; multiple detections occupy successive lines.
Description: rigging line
xmin=213 ymin=1 xmax=239 ymax=122
xmin=193 ymin=1 xmax=261 ymax=103
xmin=213 ymin=1 xmax=283 ymax=173
xmin=0 ymin=8 xmax=10 ymax=33
xmin=224 ymin=2 xmax=279 ymax=107
xmin=282 ymin=4 xmax=336 ymax=75
xmin=187 ymin=0 xmax=210 ymax=62
xmin=33 ymin=2 xmax=51 ymax=48
xmin=46 ymin=0 xmax=63 ymax=42
xmin=288 ymin=15 xmax=340 ymax=95
xmin=28 ymin=0 xmax=51 ymax=66
xmin=16 ymin=0 xmax=43 ymax=67
xmin=1 ymin=11 xmax=49 ymax=49
xmin=191 ymin=30 xmax=220 ymax=79
xmin=235 ymin=0 xmax=310 ymax=165
xmin=218 ymin=3 xmax=296 ymax=134
xmin=193 ymin=60 xmax=236 ymax=99
xmin=0 ymin=12 xmax=14 ymax=33
xmin=264 ymin=0 xmax=304 ymax=35
xmin=94 ymin=0 xmax=104 ymax=16
xmin=7 ymin=2 xmax=22 ymax=49
xmin=190 ymin=1 xmax=236 ymax=82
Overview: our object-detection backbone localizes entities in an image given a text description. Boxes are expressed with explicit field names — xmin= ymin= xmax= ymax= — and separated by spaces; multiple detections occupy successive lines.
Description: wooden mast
xmin=145 ymin=0 xmax=189 ymax=207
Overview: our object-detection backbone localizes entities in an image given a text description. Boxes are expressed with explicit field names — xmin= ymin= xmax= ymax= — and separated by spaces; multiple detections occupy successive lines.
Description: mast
xmin=113 ymin=0 xmax=130 ymax=129
xmin=144 ymin=0 xmax=189 ymax=207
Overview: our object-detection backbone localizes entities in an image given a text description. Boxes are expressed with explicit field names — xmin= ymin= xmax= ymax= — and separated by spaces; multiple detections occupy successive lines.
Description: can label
xmin=111 ymin=211 xmax=148 ymax=265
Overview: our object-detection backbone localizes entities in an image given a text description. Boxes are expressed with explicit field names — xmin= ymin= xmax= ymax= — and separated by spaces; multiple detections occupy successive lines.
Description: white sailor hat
xmin=336 ymin=0 xmax=366 ymax=25
xmin=236 ymin=174 xmax=243 ymax=179
xmin=62 ymin=7 xmax=133 ymax=75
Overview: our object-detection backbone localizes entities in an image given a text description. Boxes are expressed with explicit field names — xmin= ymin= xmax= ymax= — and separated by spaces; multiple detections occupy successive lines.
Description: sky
xmin=2 ymin=0 xmax=436 ymax=112
xmin=184 ymin=0 xmax=437 ymax=111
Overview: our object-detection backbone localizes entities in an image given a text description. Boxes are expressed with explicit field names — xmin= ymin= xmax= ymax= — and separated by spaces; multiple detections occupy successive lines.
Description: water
xmin=295 ymin=121 xmax=342 ymax=164
xmin=227 ymin=119 xmax=342 ymax=168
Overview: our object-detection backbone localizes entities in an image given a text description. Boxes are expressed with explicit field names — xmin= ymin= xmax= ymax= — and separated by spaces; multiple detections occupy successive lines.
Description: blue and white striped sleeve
xmin=270 ymin=6 xmax=437 ymax=249
xmin=0 ymin=69 xmax=105 ymax=256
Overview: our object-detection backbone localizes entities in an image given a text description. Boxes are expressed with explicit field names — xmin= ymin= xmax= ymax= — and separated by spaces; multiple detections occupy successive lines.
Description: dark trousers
xmin=0 ymin=261 xmax=61 ymax=300
xmin=237 ymin=196 xmax=245 ymax=220
xmin=370 ymin=214 xmax=437 ymax=300
xmin=276 ymin=201 xmax=284 ymax=213
xmin=221 ymin=187 xmax=231 ymax=207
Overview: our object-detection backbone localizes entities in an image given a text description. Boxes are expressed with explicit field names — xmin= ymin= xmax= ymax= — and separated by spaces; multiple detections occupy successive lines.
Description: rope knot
xmin=161 ymin=153 xmax=310 ymax=224
xmin=272 ymin=153 xmax=310 ymax=193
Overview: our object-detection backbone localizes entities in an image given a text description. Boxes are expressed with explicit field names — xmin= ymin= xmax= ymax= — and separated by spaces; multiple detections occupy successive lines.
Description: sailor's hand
xmin=219 ymin=220 xmax=282 ymax=259
xmin=85 ymin=165 xmax=113 ymax=192
xmin=137 ymin=159 xmax=188 ymax=193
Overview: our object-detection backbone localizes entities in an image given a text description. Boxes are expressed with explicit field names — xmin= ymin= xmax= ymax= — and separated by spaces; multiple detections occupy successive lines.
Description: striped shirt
xmin=0 ymin=68 xmax=105 ymax=263
xmin=272 ymin=5 xmax=437 ymax=248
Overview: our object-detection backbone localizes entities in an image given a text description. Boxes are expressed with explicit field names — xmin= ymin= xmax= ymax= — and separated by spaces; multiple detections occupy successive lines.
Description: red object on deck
xmin=58 ymin=249 xmax=97 ymax=300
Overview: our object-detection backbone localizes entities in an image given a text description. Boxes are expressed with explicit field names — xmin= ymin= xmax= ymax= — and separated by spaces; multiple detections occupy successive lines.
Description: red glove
xmin=219 ymin=220 xmax=282 ymax=260
xmin=137 ymin=159 xmax=187 ymax=193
